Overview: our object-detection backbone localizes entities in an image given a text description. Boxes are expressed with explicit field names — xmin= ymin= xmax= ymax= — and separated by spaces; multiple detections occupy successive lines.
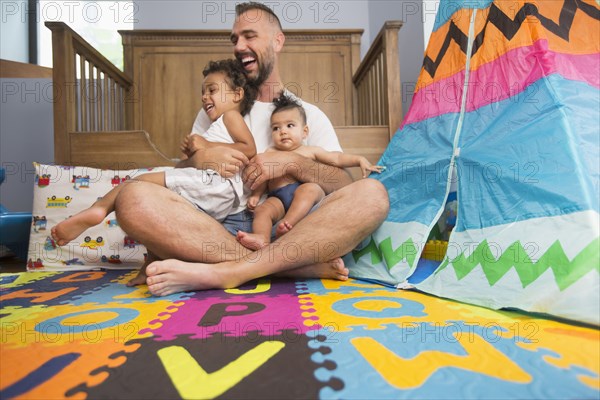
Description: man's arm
xmin=244 ymin=151 xmax=352 ymax=194
xmin=176 ymin=145 xmax=249 ymax=178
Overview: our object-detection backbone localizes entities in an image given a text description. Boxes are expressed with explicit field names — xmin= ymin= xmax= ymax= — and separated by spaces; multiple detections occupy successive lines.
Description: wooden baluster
xmin=96 ymin=67 xmax=102 ymax=131
xmin=74 ymin=53 xmax=80 ymax=131
xmin=103 ymin=73 xmax=109 ymax=131
xmin=374 ymin=57 xmax=381 ymax=125
xmin=88 ymin=62 xmax=95 ymax=131
xmin=373 ymin=67 xmax=378 ymax=125
xmin=108 ymin=78 xmax=113 ymax=130
xmin=112 ymin=80 xmax=117 ymax=130
xmin=80 ymin=56 xmax=87 ymax=131
xmin=369 ymin=68 xmax=375 ymax=125
xmin=363 ymin=73 xmax=368 ymax=125
xmin=361 ymin=80 xmax=367 ymax=125
xmin=358 ymin=81 xmax=364 ymax=125
xmin=118 ymin=85 xmax=124 ymax=129
xmin=377 ymin=53 xmax=384 ymax=125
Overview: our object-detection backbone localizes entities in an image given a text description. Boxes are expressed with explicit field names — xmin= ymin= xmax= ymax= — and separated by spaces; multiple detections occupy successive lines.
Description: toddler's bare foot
xmin=236 ymin=231 xmax=269 ymax=251
xmin=126 ymin=268 xmax=148 ymax=287
xmin=51 ymin=206 xmax=107 ymax=246
xmin=275 ymin=220 xmax=293 ymax=238
xmin=276 ymin=257 xmax=349 ymax=281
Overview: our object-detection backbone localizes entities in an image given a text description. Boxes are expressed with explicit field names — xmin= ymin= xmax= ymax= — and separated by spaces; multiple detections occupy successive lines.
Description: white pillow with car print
xmin=27 ymin=163 xmax=171 ymax=271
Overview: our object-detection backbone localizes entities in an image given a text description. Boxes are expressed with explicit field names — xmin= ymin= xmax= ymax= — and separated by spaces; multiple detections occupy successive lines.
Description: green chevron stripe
xmin=352 ymin=237 xmax=418 ymax=270
xmin=352 ymin=237 xmax=383 ymax=265
xmin=436 ymin=238 xmax=600 ymax=290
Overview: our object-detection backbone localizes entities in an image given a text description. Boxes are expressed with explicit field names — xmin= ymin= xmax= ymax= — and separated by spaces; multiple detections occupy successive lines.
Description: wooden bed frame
xmin=46 ymin=21 xmax=402 ymax=178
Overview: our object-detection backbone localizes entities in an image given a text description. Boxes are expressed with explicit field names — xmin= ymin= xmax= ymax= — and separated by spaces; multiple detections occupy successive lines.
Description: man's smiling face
xmin=230 ymin=9 xmax=279 ymax=87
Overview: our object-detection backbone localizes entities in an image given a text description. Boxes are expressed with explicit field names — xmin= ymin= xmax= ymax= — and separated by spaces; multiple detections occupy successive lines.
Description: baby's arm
xmin=310 ymin=148 xmax=384 ymax=178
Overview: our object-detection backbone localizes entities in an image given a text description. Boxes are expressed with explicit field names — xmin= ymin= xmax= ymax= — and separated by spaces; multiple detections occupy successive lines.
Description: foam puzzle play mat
xmin=1 ymin=270 xmax=599 ymax=399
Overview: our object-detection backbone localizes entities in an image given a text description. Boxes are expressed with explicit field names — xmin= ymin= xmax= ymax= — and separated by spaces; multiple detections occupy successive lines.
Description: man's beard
xmin=249 ymin=47 xmax=275 ymax=89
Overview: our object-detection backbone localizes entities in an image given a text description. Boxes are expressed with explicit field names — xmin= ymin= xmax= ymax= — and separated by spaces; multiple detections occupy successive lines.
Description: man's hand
xmin=243 ymin=151 xmax=352 ymax=193
xmin=180 ymin=145 xmax=249 ymax=178
xmin=243 ymin=151 xmax=304 ymax=190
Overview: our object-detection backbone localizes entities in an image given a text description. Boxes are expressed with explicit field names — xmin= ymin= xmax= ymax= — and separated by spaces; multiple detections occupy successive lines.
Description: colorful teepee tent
xmin=346 ymin=0 xmax=600 ymax=325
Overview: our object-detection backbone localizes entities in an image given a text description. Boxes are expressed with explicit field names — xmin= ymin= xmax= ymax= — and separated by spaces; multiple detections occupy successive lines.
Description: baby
xmin=236 ymin=94 xmax=383 ymax=250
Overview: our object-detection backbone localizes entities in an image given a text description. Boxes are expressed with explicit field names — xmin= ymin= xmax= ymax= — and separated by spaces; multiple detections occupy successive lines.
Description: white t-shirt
xmin=191 ymin=91 xmax=342 ymax=153
xmin=201 ymin=114 xmax=234 ymax=144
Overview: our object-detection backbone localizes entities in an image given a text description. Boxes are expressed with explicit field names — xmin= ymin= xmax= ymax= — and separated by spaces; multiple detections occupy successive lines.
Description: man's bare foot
xmin=275 ymin=220 xmax=293 ymax=238
xmin=126 ymin=267 xmax=148 ymax=287
xmin=51 ymin=206 xmax=107 ymax=246
xmin=275 ymin=257 xmax=349 ymax=281
xmin=145 ymin=259 xmax=238 ymax=296
xmin=236 ymin=231 xmax=269 ymax=251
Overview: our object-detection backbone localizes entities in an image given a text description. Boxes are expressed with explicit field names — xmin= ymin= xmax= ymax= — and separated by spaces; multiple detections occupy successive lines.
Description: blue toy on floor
xmin=0 ymin=167 xmax=32 ymax=260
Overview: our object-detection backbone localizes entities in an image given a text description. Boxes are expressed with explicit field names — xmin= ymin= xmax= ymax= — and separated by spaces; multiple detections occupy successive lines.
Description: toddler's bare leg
xmin=52 ymin=172 xmax=165 ymax=246
xmin=236 ymin=197 xmax=284 ymax=250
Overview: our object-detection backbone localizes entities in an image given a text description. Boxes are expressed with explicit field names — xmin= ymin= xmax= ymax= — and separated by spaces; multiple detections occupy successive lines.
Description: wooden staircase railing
xmin=352 ymin=21 xmax=403 ymax=138
xmin=46 ymin=22 xmax=135 ymax=165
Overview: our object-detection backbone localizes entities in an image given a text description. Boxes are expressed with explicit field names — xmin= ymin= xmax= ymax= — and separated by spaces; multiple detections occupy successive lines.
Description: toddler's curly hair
xmin=202 ymin=59 xmax=257 ymax=116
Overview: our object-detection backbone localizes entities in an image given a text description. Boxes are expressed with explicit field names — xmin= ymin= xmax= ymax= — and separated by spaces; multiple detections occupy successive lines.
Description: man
xmin=115 ymin=2 xmax=389 ymax=295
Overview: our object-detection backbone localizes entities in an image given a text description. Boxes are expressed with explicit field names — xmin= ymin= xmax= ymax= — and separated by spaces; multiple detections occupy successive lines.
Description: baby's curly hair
xmin=271 ymin=93 xmax=307 ymax=125
xmin=202 ymin=59 xmax=257 ymax=116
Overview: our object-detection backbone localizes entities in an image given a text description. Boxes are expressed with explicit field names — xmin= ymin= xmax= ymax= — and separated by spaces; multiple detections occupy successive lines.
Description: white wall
xmin=0 ymin=78 xmax=54 ymax=212
xmin=423 ymin=0 xmax=441 ymax=48
xmin=133 ymin=0 xmax=371 ymax=56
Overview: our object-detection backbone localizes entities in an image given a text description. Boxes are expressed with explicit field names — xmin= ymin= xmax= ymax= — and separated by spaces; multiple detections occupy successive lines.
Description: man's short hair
xmin=235 ymin=2 xmax=282 ymax=31
xmin=271 ymin=93 xmax=307 ymax=125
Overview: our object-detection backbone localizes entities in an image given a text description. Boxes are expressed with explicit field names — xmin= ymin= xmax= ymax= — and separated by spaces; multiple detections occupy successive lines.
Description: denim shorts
xmin=221 ymin=210 xmax=254 ymax=236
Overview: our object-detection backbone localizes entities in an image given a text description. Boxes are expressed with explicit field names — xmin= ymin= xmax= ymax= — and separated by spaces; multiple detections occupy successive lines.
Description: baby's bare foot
xmin=126 ymin=268 xmax=148 ymax=287
xmin=275 ymin=220 xmax=293 ymax=238
xmin=51 ymin=206 xmax=107 ymax=246
xmin=236 ymin=231 xmax=269 ymax=251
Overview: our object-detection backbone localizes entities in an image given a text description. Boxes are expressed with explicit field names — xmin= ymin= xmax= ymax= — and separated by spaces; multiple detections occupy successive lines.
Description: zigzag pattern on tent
xmin=435 ymin=238 xmax=600 ymax=290
xmin=407 ymin=0 xmax=600 ymax=127
xmin=423 ymin=1 xmax=600 ymax=78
